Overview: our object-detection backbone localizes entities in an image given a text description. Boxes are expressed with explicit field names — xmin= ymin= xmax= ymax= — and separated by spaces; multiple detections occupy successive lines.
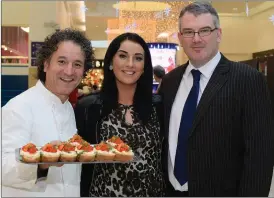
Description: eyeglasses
xmin=181 ymin=27 xmax=218 ymax=38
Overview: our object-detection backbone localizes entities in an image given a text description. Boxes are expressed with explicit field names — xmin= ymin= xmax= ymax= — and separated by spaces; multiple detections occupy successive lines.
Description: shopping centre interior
xmin=1 ymin=1 xmax=274 ymax=106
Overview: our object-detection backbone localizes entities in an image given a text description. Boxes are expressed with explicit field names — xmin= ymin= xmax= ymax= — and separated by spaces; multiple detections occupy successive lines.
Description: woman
xmin=75 ymin=32 xmax=165 ymax=197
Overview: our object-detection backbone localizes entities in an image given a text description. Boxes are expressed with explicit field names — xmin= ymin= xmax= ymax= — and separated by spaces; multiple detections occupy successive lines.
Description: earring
xmin=109 ymin=65 xmax=113 ymax=70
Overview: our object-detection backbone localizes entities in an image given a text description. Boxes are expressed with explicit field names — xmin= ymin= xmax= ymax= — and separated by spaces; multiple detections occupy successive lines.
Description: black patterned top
xmin=89 ymin=104 xmax=165 ymax=197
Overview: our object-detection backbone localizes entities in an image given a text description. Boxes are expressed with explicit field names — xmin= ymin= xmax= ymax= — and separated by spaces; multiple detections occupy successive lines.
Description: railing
xmin=1 ymin=56 xmax=28 ymax=64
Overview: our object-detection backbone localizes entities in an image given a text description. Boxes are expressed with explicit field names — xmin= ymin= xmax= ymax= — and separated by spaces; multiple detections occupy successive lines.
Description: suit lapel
xmin=189 ymin=55 xmax=230 ymax=137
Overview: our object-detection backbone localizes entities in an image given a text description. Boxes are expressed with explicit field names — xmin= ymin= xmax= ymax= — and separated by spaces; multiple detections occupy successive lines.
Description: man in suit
xmin=159 ymin=2 xmax=274 ymax=196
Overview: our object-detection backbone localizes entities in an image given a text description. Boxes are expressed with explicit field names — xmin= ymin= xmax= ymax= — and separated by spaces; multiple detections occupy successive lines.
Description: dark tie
xmin=174 ymin=69 xmax=201 ymax=185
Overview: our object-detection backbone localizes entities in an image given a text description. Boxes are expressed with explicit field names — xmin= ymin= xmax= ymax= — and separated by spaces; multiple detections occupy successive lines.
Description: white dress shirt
xmin=168 ymin=52 xmax=221 ymax=191
xmin=2 ymin=80 xmax=81 ymax=197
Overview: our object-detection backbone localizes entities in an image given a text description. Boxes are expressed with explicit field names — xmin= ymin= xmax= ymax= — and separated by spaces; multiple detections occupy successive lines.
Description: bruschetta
xmin=76 ymin=141 xmax=96 ymax=162
xmin=40 ymin=143 xmax=60 ymax=162
xmin=106 ymin=136 xmax=124 ymax=147
xmin=68 ymin=134 xmax=83 ymax=146
xmin=20 ymin=143 xmax=40 ymax=163
xmin=113 ymin=143 xmax=134 ymax=162
xmin=95 ymin=142 xmax=115 ymax=161
xmin=58 ymin=142 xmax=77 ymax=162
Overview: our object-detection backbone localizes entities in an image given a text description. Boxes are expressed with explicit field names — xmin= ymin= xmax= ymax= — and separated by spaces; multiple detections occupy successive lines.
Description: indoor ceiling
xmin=212 ymin=1 xmax=263 ymax=13
xmin=76 ymin=1 xmax=267 ymax=42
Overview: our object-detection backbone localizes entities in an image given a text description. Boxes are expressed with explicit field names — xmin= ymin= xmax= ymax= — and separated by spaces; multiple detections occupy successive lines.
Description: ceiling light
xmin=109 ymin=1 xmax=192 ymax=42
xmin=157 ymin=32 xmax=169 ymax=38
xmin=80 ymin=5 xmax=88 ymax=12
xmin=113 ymin=1 xmax=170 ymax=12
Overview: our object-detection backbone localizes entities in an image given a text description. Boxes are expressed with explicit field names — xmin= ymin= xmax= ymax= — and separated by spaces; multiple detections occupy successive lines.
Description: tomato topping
xmin=42 ymin=143 xmax=57 ymax=153
xmin=115 ymin=143 xmax=130 ymax=152
xmin=58 ymin=143 xmax=75 ymax=152
xmin=22 ymin=143 xmax=38 ymax=154
xmin=58 ymin=144 xmax=64 ymax=151
xmin=95 ymin=142 xmax=110 ymax=151
xmin=109 ymin=136 xmax=124 ymax=144
xmin=77 ymin=144 xmax=93 ymax=152
xmin=28 ymin=147 xmax=38 ymax=154
xmin=69 ymin=134 xmax=83 ymax=143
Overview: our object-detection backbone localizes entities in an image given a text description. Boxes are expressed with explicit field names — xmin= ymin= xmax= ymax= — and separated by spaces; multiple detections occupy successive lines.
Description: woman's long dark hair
xmin=101 ymin=33 xmax=153 ymax=125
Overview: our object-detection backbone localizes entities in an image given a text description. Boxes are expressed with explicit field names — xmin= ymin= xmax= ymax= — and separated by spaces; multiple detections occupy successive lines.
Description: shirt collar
xmin=35 ymin=80 xmax=69 ymax=107
xmin=185 ymin=51 xmax=221 ymax=79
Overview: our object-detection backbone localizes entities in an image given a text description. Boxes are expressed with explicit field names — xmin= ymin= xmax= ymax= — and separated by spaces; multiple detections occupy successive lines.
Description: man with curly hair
xmin=2 ymin=29 xmax=94 ymax=197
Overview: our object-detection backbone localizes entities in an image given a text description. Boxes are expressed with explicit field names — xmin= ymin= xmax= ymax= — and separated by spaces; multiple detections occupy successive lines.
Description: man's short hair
xmin=178 ymin=1 xmax=220 ymax=31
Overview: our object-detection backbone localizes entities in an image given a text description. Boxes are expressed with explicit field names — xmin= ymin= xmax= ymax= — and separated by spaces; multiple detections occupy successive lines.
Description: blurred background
xmin=1 ymin=1 xmax=274 ymax=108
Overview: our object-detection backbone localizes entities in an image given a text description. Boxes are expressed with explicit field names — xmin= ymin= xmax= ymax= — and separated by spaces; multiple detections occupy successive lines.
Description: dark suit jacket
xmin=159 ymin=54 xmax=274 ymax=196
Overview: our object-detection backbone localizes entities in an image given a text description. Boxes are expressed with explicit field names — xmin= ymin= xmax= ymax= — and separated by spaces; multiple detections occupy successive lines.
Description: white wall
xmin=252 ymin=7 xmax=274 ymax=52
xmin=94 ymin=48 xmax=107 ymax=59
xmin=2 ymin=1 xmax=30 ymax=26
xmin=56 ymin=1 xmax=72 ymax=30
